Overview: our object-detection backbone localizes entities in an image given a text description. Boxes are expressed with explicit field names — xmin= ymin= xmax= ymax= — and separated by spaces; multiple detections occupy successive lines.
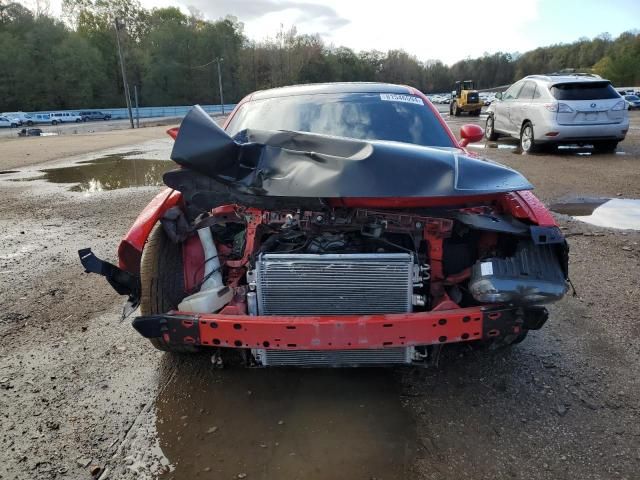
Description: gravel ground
xmin=0 ymin=111 xmax=639 ymax=480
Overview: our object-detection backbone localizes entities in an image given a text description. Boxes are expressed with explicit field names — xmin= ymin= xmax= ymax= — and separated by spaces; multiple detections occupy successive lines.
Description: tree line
xmin=0 ymin=0 xmax=638 ymax=112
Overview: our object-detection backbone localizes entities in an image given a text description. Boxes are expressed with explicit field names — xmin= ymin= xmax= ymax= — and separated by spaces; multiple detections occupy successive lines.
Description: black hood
xmin=168 ymin=105 xmax=532 ymax=203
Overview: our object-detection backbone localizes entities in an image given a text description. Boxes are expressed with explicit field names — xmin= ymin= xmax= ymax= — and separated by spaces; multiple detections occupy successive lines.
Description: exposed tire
xmin=51 ymin=120 xmax=58 ymax=125
xmin=452 ymin=102 xmax=460 ymax=117
xmin=593 ymin=140 xmax=618 ymax=154
xmin=140 ymin=223 xmax=198 ymax=353
xmin=485 ymin=115 xmax=499 ymax=141
xmin=472 ymin=109 xmax=481 ymax=116
xmin=26 ymin=121 xmax=33 ymax=126
xmin=519 ymin=121 xmax=539 ymax=153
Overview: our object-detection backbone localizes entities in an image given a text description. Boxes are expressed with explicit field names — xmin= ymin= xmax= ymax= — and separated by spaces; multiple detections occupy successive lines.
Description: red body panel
xmin=166 ymin=307 xmax=496 ymax=350
xmin=117 ymin=188 xmax=182 ymax=274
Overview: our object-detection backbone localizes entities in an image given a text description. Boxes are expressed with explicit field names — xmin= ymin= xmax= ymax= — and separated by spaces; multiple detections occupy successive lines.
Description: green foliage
xmin=1 ymin=0 xmax=639 ymax=111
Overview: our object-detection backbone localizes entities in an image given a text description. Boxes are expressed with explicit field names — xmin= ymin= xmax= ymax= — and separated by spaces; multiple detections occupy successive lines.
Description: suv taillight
xmin=544 ymin=102 xmax=574 ymax=113
xmin=612 ymin=100 xmax=626 ymax=111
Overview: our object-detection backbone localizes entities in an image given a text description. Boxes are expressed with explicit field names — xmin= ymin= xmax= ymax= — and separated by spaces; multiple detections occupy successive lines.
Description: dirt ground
xmin=1 ymin=112 xmax=639 ymax=480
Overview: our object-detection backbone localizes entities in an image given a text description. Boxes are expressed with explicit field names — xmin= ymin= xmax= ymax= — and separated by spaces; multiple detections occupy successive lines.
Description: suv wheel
xmin=593 ymin=141 xmax=618 ymax=154
xmin=485 ymin=115 xmax=499 ymax=141
xmin=519 ymin=121 xmax=539 ymax=153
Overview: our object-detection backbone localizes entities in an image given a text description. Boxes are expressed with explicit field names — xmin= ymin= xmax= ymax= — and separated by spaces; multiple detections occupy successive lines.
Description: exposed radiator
xmin=252 ymin=347 xmax=414 ymax=367
xmin=255 ymin=253 xmax=414 ymax=315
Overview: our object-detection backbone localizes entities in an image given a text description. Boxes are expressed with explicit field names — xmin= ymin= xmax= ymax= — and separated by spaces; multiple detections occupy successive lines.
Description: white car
xmin=1 ymin=111 xmax=35 ymax=126
xmin=485 ymin=74 xmax=628 ymax=153
xmin=49 ymin=112 xmax=83 ymax=125
xmin=0 ymin=116 xmax=19 ymax=128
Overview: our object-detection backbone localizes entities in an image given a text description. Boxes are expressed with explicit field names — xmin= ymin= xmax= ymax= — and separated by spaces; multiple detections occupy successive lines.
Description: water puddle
xmin=36 ymin=154 xmax=174 ymax=192
xmin=155 ymin=359 xmax=416 ymax=479
xmin=550 ymin=198 xmax=640 ymax=230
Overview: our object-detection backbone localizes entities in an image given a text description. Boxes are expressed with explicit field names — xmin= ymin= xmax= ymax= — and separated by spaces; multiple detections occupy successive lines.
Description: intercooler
xmin=255 ymin=253 xmax=414 ymax=316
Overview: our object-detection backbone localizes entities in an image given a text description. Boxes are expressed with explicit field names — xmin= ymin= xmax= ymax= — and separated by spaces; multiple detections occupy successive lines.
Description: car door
xmin=510 ymin=81 xmax=536 ymax=133
xmin=494 ymin=82 xmax=523 ymax=135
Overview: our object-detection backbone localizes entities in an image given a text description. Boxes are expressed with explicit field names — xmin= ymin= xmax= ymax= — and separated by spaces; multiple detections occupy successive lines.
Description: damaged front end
xmin=81 ymin=105 xmax=569 ymax=367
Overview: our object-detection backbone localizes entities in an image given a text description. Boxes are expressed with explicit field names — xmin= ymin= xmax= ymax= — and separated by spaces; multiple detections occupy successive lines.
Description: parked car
xmin=79 ymin=110 xmax=112 ymax=121
xmin=485 ymin=74 xmax=629 ymax=153
xmin=32 ymin=113 xmax=51 ymax=124
xmin=623 ymin=95 xmax=640 ymax=110
xmin=80 ymin=82 xmax=569 ymax=368
xmin=0 ymin=116 xmax=19 ymax=128
xmin=1 ymin=111 xmax=35 ymax=126
xmin=49 ymin=112 xmax=83 ymax=125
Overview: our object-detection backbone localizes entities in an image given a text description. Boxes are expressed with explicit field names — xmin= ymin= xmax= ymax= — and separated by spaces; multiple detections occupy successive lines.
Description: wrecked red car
xmin=80 ymin=83 xmax=569 ymax=367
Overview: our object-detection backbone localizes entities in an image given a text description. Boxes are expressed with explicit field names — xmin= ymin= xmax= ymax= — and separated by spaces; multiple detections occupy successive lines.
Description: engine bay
xmin=170 ymin=204 xmax=569 ymax=317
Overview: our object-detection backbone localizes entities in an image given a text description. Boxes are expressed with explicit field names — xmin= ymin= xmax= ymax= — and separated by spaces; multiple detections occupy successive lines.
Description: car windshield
xmin=625 ymin=95 xmax=639 ymax=101
xmin=226 ymin=92 xmax=455 ymax=147
xmin=550 ymin=82 xmax=619 ymax=100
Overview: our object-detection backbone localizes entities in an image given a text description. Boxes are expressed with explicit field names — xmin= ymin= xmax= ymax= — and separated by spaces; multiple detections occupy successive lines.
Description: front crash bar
xmin=132 ymin=306 xmax=544 ymax=350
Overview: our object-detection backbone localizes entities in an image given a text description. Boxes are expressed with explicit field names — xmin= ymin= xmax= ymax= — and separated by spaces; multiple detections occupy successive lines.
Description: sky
xmin=27 ymin=0 xmax=640 ymax=65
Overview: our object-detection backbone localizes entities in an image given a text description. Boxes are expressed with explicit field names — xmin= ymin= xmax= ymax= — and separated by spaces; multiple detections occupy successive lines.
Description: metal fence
xmin=23 ymin=104 xmax=237 ymax=120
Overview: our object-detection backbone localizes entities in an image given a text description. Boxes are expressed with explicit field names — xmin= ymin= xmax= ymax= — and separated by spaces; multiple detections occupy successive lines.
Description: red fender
xmin=117 ymin=188 xmax=182 ymax=274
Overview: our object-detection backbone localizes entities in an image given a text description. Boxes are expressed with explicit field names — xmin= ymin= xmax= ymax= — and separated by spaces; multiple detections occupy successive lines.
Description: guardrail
xmin=22 ymin=104 xmax=237 ymax=120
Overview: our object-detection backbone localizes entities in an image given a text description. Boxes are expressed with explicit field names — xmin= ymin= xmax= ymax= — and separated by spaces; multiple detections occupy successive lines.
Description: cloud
xmin=185 ymin=0 xmax=349 ymax=30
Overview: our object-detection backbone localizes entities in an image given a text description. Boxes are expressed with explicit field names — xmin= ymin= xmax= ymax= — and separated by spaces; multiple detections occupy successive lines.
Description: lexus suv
xmin=485 ymin=74 xmax=629 ymax=153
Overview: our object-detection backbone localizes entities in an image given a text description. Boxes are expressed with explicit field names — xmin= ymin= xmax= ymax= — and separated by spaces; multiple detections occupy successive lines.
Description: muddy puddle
xmin=155 ymin=358 xmax=416 ymax=479
xmin=550 ymin=198 xmax=640 ymax=230
xmin=35 ymin=153 xmax=174 ymax=192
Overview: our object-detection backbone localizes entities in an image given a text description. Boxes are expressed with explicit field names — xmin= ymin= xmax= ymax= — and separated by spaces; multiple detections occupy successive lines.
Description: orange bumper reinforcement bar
xmin=132 ymin=306 xmax=531 ymax=350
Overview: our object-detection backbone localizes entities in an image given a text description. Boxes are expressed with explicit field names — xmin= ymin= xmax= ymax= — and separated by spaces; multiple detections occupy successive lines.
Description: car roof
xmin=249 ymin=82 xmax=413 ymax=101
xmin=523 ymin=74 xmax=609 ymax=85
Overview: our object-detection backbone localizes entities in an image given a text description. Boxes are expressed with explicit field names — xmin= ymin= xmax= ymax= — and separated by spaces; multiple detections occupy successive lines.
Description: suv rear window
xmin=550 ymin=82 xmax=619 ymax=100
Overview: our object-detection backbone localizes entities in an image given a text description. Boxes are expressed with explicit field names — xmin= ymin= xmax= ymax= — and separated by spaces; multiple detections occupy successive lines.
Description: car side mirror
xmin=495 ymin=92 xmax=503 ymax=100
xmin=459 ymin=124 xmax=484 ymax=147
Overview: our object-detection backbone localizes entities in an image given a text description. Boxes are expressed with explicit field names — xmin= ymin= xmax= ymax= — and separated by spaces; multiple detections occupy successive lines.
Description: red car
xmin=80 ymin=83 xmax=569 ymax=367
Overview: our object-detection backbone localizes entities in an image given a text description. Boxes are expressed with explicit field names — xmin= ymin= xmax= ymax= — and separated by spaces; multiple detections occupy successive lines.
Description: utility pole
xmin=215 ymin=57 xmax=224 ymax=115
xmin=134 ymin=85 xmax=140 ymax=128
xmin=114 ymin=18 xmax=134 ymax=129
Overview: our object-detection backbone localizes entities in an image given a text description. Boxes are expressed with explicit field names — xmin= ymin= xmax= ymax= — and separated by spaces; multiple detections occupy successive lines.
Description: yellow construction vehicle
xmin=449 ymin=80 xmax=483 ymax=116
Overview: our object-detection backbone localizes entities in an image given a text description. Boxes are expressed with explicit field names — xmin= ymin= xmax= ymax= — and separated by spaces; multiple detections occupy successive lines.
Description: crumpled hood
xmin=169 ymin=105 xmax=533 ymax=199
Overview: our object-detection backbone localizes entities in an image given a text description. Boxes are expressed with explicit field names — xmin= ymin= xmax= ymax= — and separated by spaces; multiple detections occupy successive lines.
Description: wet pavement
xmin=156 ymin=359 xmax=415 ymax=479
xmin=551 ymin=198 xmax=640 ymax=230
xmin=30 ymin=153 xmax=174 ymax=192
xmin=2 ymin=111 xmax=640 ymax=480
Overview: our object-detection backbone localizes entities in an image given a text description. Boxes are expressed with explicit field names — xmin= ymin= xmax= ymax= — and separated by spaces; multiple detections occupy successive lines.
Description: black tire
xmin=472 ymin=109 xmax=481 ymax=116
xmin=51 ymin=120 xmax=58 ymax=125
xmin=485 ymin=115 xmax=499 ymax=141
xmin=452 ymin=102 xmax=460 ymax=117
xmin=75 ymin=118 xmax=81 ymax=123
xmin=140 ymin=223 xmax=197 ymax=353
xmin=26 ymin=121 xmax=33 ymax=126
xmin=593 ymin=141 xmax=618 ymax=154
xmin=519 ymin=121 xmax=539 ymax=153
xmin=104 ymin=116 xmax=110 ymax=121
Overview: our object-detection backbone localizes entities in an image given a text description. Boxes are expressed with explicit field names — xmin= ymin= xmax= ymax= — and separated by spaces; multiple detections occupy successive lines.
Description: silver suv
xmin=485 ymin=74 xmax=629 ymax=153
